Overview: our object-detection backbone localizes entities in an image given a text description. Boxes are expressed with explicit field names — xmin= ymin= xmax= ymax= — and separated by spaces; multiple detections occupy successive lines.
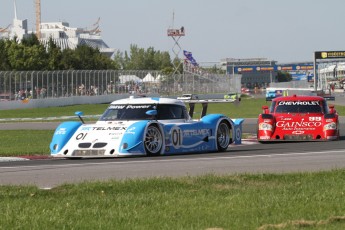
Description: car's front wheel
xmin=216 ymin=121 xmax=231 ymax=151
xmin=144 ymin=125 xmax=163 ymax=156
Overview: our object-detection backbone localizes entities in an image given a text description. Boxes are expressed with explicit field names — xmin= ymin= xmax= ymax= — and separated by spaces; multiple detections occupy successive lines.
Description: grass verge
xmin=0 ymin=130 xmax=54 ymax=156
xmin=1 ymin=98 xmax=269 ymax=119
xmin=1 ymin=171 xmax=345 ymax=229
xmin=1 ymin=98 xmax=345 ymax=120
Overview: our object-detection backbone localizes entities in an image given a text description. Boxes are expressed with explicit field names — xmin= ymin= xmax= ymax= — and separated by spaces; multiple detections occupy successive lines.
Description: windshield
xmin=99 ymin=104 xmax=188 ymax=121
xmin=100 ymin=104 xmax=156 ymax=121
xmin=274 ymin=100 xmax=325 ymax=113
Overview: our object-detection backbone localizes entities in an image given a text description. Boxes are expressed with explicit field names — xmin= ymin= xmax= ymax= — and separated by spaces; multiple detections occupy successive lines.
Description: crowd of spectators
xmin=10 ymin=81 xmax=158 ymax=101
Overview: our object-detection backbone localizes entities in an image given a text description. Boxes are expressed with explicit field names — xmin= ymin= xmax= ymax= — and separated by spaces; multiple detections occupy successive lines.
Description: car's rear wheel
xmin=217 ymin=121 xmax=231 ymax=151
xmin=144 ymin=125 xmax=163 ymax=156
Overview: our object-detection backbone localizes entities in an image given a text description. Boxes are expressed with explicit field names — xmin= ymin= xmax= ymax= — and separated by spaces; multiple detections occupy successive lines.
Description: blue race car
xmin=50 ymin=97 xmax=244 ymax=158
xmin=266 ymin=89 xmax=283 ymax=101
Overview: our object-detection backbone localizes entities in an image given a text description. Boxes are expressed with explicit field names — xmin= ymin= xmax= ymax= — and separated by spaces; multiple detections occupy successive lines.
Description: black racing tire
xmin=144 ymin=125 xmax=163 ymax=156
xmin=216 ymin=120 xmax=231 ymax=152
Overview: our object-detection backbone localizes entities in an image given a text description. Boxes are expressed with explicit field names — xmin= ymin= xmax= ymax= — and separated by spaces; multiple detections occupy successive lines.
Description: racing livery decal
xmin=50 ymin=97 xmax=244 ymax=158
xmin=257 ymin=95 xmax=339 ymax=142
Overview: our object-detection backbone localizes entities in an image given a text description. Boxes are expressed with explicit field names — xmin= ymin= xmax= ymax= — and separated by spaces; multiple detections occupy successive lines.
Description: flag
xmin=183 ymin=50 xmax=199 ymax=67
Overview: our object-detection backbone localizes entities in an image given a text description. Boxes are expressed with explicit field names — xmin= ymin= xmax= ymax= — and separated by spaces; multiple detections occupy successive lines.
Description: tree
xmin=0 ymin=33 xmax=174 ymax=71
xmin=46 ymin=38 xmax=64 ymax=70
xmin=60 ymin=48 xmax=77 ymax=70
xmin=112 ymin=50 xmax=125 ymax=69
xmin=155 ymin=51 xmax=172 ymax=70
xmin=21 ymin=44 xmax=48 ymax=70
xmin=126 ymin=44 xmax=146 ymax=70
xmin=115 ymin=44 xmax=173 ymax=71
xmin=4 ymin=35 xmax=47 ymax=70
xmin=276 ymin=71 xmax=292 ymax=82
xmin=0 ymin=40 xmax=11 ymax=70
xmin=21 ymin=34 xmax=40 ymax=46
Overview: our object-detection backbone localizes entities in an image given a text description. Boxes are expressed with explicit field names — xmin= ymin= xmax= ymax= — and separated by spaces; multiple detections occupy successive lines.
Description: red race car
xmin=257 ymin=95 xmax=339 ymax=142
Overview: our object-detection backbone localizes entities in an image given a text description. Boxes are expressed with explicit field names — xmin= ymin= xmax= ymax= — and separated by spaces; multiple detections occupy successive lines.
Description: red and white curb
xmin=0 ymin=157 xmax=29 ymax=162
xmin=0 ymin=156 xmax=50 ymax=162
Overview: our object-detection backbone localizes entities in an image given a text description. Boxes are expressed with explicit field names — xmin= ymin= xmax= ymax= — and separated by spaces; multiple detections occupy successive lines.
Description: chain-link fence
xmin=269 ymin=80 xmax=312 ymax=89
xmin=0 ymin=70 xmax=241 ymax=101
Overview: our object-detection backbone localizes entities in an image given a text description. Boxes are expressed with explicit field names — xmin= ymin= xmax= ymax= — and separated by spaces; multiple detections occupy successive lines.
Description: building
xmin=0 ymin=1 xmax=115 ymax=57
xmin=221 ymin=58 xmax=277 ymax=89
xmin=39 ymin=21 xmax=115 ymax=57
xmin=221 ymin=58 xmax=314 ymax=89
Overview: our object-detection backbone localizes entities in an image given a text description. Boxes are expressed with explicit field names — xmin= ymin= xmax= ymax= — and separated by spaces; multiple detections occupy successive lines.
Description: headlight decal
xmin=323 ymin=122 xmax=337 ymax=131
xmin=258 ymin=122 xmax=273 ymax=130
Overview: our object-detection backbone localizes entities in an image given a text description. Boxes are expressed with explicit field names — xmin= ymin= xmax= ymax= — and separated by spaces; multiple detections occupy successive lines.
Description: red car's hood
xmin=274 ymin=113 xmax=324 ymax=134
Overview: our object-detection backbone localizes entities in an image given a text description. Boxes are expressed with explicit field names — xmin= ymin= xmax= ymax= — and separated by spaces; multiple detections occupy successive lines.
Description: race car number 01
xmin=76 ymin=133 xmax=88 ymax=140
xmin=171 ymin=127 xmax=182 ymax=149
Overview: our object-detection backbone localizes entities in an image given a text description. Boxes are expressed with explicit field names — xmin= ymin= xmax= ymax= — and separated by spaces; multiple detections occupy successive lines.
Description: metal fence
xmin=0 ymin=70 xmax=241 ymax=101
xmin=269 ymin=80 xmax=312 ymax=89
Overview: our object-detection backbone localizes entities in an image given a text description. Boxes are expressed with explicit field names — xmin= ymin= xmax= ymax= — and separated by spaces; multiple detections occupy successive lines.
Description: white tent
xmin=155 ymin=74 xmax=164 ymax=83
xmin=142 ymin=73 xmax=156 ymax=83
xmin=119 ymin=75 xmax=142 ymax=84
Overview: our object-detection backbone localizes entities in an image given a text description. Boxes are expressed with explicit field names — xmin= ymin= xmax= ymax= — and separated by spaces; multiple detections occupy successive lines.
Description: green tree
xmin=21 ymin=34 xmax=40 ymax=46
xmin=0 ymin=40 xmax=11 ymax=70
xmin=156 ymin=51 xmax=173 ymax=70
xmin=46 ymin=38 xmax=64 ymax=70
xmin=144 ymin=47 xmax=156 ymax=70
xmin=120 ymin=44 xmax=173 ymax=71
xmin=72 ymin=45 xmax=115 ymax=70
xmin=0 ymin=34 xmax=173 ymax=71
xmin=113 ymin=50 xmax=125 ymax=69
xmin=126 ymin=44 xmax=145 ymax=70
xmin=93 ymin=51 xmax=115 ymax=70
xmin=276 ymin=71 xmax=292 ymax=82
xmin=22 ymin=44 xmax=48 ymax=70
xmin=5 ymin=35 xmax=47 ymax=70
xmin=60 ymin=48 xmax=77 ymax=70
xmin=6 ymin=41 xmax=25 ymax=70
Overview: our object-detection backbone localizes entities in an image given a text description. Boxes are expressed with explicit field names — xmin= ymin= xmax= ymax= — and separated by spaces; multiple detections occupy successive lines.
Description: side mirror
xmin=75 ymin=111 xmax=85 ymax=124
xmin=329 ymin=105 xmax=336 ymax=114
xmin=262 ymin=105 xmax=269 ymax=114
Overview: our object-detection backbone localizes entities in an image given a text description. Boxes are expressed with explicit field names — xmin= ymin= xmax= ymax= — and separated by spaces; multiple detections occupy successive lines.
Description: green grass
xmin=0 ymin=130 xmax=54 ymax=156
xmin=1 ymin=171 xmax=345 ymax=229
xmin=0 ymin=98 xmax=268 ymax=119
xmin=1 ymin=98 xmax=345 ymax=119
xmin=0 ymin=98 xmax=273 ymax=120
xmin=0 ymin=104 xmax=109 ymax=119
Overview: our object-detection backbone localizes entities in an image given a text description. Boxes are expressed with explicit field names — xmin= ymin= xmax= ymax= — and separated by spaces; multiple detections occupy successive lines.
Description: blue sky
xmin=2 ymin=0 xmax=345 ymax=64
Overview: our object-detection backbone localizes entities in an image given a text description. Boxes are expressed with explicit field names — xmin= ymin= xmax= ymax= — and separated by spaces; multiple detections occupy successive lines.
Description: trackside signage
xmin=315 ymin=51 xmax=345 ymax=59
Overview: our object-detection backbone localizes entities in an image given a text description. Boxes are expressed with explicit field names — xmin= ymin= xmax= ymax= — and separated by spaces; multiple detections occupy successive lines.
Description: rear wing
xmin=183 ymin=98 xmax=244 ymax=145
xmin=182 ymin=98 xmax=238 ymax=119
